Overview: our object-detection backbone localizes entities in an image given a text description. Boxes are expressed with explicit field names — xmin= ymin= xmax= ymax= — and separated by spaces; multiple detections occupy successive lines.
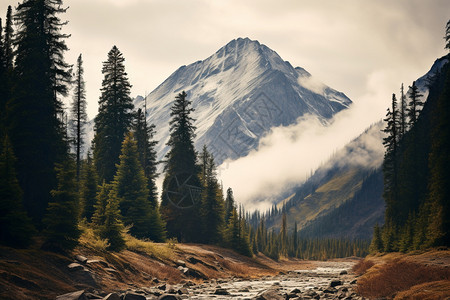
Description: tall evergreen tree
xmin=113 ymin=132 xmax=165 ymax=241
xmin=132 ymin=108 xmax=159 ymax=208
xmin=4 ymin=6 xmax=13 ymax=70
xmin=382 ymin=94 xmax=399 ymax=227
xmin=199 ymin=146 xmax=224 ymax=244
xmin=0 ymin=136 xmax=34 ymax=247
xmin=161 ymin=91 xmax=201 ymax=242
xmin=406 ymin=81 xmax=423 ymax=126
xmin=93 ymin=46 xmax=133 ymax=183
xmin=70 ymin=54 xmax=87 ymax=182
xmin=399 ymin=84 xmax=407 ymax=137
xmin=42 ymin=159 xmax=80 ymax=252
xmin=445 ymin=19 xmax=450 ymax=51
xmin=0 ymin=18 xmax=6 ymax=133
xmin=80 ymin=153 xmax=99 ymax=222
xmin=224 ymin=187 xmax=235 ymax=224
xmin=8 ymin=0 xmax=71 ymax=227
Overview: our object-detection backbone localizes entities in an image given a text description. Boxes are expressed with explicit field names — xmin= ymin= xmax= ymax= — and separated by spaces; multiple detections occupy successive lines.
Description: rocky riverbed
xmin=57 ymin=261 xmax=363 ymax=300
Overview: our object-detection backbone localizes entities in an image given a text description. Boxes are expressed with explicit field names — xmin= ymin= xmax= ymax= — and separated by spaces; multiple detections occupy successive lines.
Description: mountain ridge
xmin=135 ymin=37 xmax=352 ymax=164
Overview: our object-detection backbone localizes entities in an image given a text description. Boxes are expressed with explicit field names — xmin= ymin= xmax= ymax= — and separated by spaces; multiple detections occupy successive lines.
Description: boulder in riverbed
xmin=56 ymin=290 xmax=88 ymax=300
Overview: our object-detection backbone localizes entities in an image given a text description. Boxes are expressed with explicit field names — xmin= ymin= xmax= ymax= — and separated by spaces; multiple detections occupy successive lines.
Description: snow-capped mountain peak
xmin=136 ymin=37 xmax=352 ymax=164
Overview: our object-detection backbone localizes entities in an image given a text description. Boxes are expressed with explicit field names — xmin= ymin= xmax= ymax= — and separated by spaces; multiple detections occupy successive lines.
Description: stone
xmin=186 ymin=256 xmax=202 ymax=264
xmin=102 ymin=293 xmax=120 ymax=300
xmin=290 ymin=288 xmax=301 ymax=294
xmin=287 ymin=293 xmax=298 ymax=299
xmin=184 ymin=268 xmax=207 ymax=280
xmin=177 ymin=288 xmax=188 ymax=295
xmin=330 ymin=280 xmax=343 ymax=287
xmin=254 ymin=289 xmax=286 ymax=300
xmin=238 ymin=288 xmax=250 ymax=292
xmin=158 ymin=295 xmax=181 ymax=300
xmin=350 ymin=279 xmax=357 ymax=284
xmin=340 ymin=270 xmax=348 ymax=275
xmin=86 ymin=260 xmax=109 ymax=268
xmin=105 ymin=268 xmax=119 ymax=274
xmin=68 ymin=263 xmax=84 ymax=271
xmin=152 ymin=278 xmax=160 ymax=284
xmin=123 ymin=292 xmax=146 ymax=300
xmin=72 ymin=269 xmax=97 ymax=286
xmin=177 ymin=266 xmax=188 ymax=273
xmin=324 ymin=286 xmax=337 ymax=294
xmin=214 ymin=288 xmax=230 ymax=295
xmin=75 ymin=255 xmax=88 ymax=264
xmin=157 ymin=283 xmax=167 ymax=290
xmin=84 ymin=292 xmax=102 ymax=299
xmin=176 ymin=260 xmax=186 ymax=267
xmin=56 ymin=290 xmax=88 ymax=300
xmin=182 ymin=280 xmax=195 ymax=287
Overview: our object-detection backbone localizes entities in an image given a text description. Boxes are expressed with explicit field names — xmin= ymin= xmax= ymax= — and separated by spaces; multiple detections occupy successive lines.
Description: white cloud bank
xmin=218 ymin=69 xmax=399 ymax=212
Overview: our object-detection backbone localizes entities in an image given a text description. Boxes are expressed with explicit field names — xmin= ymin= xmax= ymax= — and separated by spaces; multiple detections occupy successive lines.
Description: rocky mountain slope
xmin=135 ymin=37 xmax=352 ymax=164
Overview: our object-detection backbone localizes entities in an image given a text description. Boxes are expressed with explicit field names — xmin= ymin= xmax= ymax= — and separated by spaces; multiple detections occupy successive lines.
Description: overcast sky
xmin=1 ymin=0 xmax=448 ymax=119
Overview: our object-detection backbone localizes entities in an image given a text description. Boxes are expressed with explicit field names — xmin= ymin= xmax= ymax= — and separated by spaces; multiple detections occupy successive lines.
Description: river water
xmin=180 ymin=261 xmax=357 ymax=299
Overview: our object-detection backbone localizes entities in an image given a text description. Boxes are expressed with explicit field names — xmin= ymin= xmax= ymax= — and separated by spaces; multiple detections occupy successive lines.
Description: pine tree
xmin=280 ymin=212 xmax=287 ymax=256
xmin=70 ymin=54 xmax=87 ymax=182
xmin=369 ymin=224 xmax=383 ymax=253
xmin=92 ymin=181 xmax=125 ymax=251
xmin=399 ymin=84 xmax=407 ymax=137
xmin=445 ymin=19 xmax=450 ymax=51
xmin=93 ymin=46 xmax=133 ymax=183
xmin=132 ymin=108 xmax=159 ymax=208
xmin=42 ymin=159 xmax=80 ymax=252
xmin=0 ymin=136 xmax=35 ymax=247
xmin=407 ymin=81 xmax=424 ymax=126
xmin=4 ymin=6 xmax=13 ymax=71
xmin=80 ymin=153 xmax=99 ymax=222
xmin=382 ymin=94 xmax=399 ymax=233
xmin=111 ymin=132 xmax=165 ymax=241
xmin=224 ymin=187 xmax=235 ymax=224
xmin=92 ymin=181 xmax=112 ymax=227
xmin=161 ymin=91 xmax=201 ymax=242
xmin=199 ymin=146 xmax=224 ymax=244
xmin=0 ymin=17 xmax=6 ymax=133
xmin=8 ymin=0 xmax=71 ymax=227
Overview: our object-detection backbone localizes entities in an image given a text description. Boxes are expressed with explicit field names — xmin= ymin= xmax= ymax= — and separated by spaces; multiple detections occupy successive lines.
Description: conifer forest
xmin=0 ymin=0 xmax=449 ymax=280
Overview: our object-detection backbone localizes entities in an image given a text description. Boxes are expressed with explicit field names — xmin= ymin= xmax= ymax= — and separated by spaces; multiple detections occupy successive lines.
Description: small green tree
xmin=92 ymin=181 xmax=111 ymax=227
xmin=113 ymin=132 xmax=165 ymax=240
xmin=42 ymin=159 xmax=80 ymax=252
xmin=80 ymin=153 xmax=99 ymax=222
xmin=0 ymin=136 xmax=35 ymax=247
xmin=369 ymin=223 xmax=383 ymax=253
xmin=92 ymin=181 xmax=125 ymax=251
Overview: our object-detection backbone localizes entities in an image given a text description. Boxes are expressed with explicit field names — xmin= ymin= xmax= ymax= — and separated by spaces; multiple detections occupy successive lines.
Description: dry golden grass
xmin=352 ymin=258 xmax=375 ymax=276
xmin=124 ymin=234 xmax=174 ymax=261
xmin=357 ymin=259 xmax=450 ymax=299
xmin=394 ymin=280 xmax=450 ymax=300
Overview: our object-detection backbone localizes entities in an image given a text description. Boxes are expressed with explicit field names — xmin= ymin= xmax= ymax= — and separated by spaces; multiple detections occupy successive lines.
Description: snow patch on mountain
xmin=135 ymin=37 xmax=352 ymax=165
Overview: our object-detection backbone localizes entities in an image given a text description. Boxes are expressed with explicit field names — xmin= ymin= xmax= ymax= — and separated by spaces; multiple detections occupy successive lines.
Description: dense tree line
xmin=372 ymin=25 xmax=450 ymax=252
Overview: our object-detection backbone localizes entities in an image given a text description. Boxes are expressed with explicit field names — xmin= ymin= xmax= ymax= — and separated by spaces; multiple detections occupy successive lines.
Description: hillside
xmin=0 ymin=240 xmax=316 ymax=300
xmin=265 ymin=122 xmax=385 ymax=239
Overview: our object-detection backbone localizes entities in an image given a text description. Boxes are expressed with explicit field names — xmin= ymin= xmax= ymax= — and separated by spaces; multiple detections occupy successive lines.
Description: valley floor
xmin=0 ymin=242 xmax=359 ymax=299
